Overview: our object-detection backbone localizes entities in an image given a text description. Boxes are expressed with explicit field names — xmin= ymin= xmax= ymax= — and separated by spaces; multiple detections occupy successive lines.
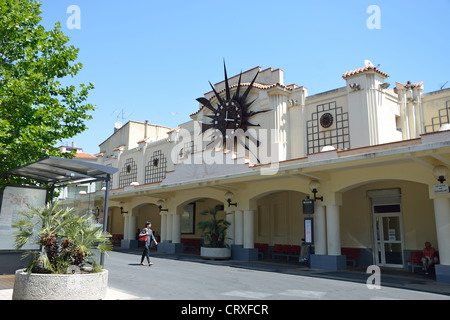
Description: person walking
xmin=140 ymin=221 xmax=158 ymax=266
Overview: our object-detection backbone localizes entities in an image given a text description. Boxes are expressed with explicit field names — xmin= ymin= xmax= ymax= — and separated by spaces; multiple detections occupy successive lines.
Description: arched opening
xmin=175 ymin=197 xmax=225 ymax=254
xmin=134 ymin=203 xmax=161 ymax=242
xmin=339 ymin=179 xmax=435 ymax=268
xmin=106 ymin=206 xmax=124 ymax=247
xmin=253 ymin=190 xmax=309 ymax=246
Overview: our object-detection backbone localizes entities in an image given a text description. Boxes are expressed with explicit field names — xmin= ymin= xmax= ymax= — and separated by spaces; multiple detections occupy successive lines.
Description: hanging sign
xmin=302 ymin=198 xmax=314 ymax=214
xmin=433 ymin=183 xmax=449 ymax=194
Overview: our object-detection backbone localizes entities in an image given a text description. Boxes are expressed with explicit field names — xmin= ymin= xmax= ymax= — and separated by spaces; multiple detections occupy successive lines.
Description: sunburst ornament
xmin=196 ymin=62 xmax=270 ymax=150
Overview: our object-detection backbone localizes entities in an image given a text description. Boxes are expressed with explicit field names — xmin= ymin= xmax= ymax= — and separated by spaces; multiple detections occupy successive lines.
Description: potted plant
xmin=198 ymin=205 xmax=231 ymax=260
xmin=11 ymin=201 xmax=113 ymax=300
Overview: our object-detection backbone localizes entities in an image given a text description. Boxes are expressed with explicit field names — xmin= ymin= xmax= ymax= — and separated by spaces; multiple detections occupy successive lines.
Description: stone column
xmin=234 ymin=210 xmax=243 ymax=245
xmin=172 ymin=211 xmax=181 ymax=244
xmin=160 ymin=212 xmax=167 ymax=242
xmin=326 ymin=204 xmax=341 ymax=256
xmin=314 ymin=204 xmax=327 ymax=255
xmin=166 ymin=213 xmax=173 ymax=242
xmin=243 ymin=210 xmax=254 ymax=249
xmin=433 ymin=197 xmax=450 ymax=283
xmin=434 ymin=198 xmax=450 ymax=265
xmin=226 ymin=210 xmax=234 ymax=246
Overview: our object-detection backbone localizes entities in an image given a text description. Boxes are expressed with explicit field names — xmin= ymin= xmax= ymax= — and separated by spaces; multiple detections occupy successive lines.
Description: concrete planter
xmin=200 ymin=247 xmax=231 ymax=260
xmin=12 ymin=269 xmax=108 ymax=300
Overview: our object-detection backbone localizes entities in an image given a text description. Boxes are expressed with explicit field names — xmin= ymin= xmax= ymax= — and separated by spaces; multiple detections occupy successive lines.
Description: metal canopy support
xmin=100 ymin=174 xmax=111 ymax=266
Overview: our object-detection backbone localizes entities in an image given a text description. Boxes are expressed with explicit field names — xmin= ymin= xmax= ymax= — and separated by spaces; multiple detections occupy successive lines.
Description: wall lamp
xmin=433 ymin=165 xmax=449 ymax=184
xmin=309 ymin=180 xmax=324 ymax=202
xmin=157 ymin=200 xmax=168 ymax=212
xmin=224 ymin=191 xmax=238 ymax=207
xmin=349 ymin=83 xmax=361 ymax=91
xmin=379 ymin=83 xmax=390 ymax=90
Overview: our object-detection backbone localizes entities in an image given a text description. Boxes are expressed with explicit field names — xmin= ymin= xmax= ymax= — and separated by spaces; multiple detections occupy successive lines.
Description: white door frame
xmin=371 ymin=203 xmax=405 ymax=268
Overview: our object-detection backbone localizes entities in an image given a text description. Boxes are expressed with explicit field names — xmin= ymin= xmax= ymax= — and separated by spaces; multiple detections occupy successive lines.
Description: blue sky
xmin=39 ymin=0 xmax=450 ymax=155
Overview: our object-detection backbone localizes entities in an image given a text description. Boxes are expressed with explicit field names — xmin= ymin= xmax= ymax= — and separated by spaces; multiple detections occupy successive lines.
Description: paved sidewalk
xmin=1 ymin=250 xmax=449 ymax=300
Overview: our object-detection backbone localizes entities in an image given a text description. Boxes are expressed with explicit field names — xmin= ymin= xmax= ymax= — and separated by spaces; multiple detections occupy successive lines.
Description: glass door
xmin=373 ymin=204 xmax=405 ymax=267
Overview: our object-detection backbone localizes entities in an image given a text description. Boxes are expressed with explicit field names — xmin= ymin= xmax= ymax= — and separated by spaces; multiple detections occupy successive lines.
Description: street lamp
xmin=433 ymin=165 xmax=449 ymax=184
xmin=157 ymin=199 xmax=168 ymax=212
xmin=309 ymin=180 xmax=323 ymax=202
xmin=224 ymin=191 xmax=237 ymax=207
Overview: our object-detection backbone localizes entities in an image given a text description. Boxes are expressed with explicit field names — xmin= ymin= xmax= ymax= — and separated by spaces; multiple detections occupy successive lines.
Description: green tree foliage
xmin=0 ymin=0 xmax=95 ymax=185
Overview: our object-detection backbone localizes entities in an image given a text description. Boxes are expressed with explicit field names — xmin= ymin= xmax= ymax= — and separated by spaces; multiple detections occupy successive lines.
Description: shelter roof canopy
xmin=6 ymin=156 xmax=118 ymax=186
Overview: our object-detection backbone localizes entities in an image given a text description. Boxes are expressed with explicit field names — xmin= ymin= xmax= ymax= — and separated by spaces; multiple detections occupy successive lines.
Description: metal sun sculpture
xmin=196 ymin=62 xmax=270 ymax=151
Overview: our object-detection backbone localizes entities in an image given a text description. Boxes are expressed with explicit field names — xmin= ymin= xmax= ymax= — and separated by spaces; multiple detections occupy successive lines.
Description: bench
xmin=341 ymin=248 xmax=361 ymax=266
xmin=254 ymin=243 xmax=268 ymax=259
xmin=406 ymin=251 xmax=441 ymax=273
xmin=181 ymin=238 xmax=202 ymax=252
xmin=269 ymin=244 xmax=301 ymax=261
xmin=406 ymin=251 xmax=423 ymax=272
xmin=111 ymin=234 xmax=123 ymax=247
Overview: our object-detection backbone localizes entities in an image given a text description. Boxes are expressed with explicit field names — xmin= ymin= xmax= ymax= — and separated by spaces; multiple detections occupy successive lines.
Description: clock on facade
xmin=196 ymin=63 xmax=269 ymax=149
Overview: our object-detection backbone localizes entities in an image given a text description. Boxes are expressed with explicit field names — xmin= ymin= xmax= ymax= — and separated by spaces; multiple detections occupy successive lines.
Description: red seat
xmin=406 ymin=251 xmax=423 ymax=272
xmin=406 ymin=251 xmax=423 ymax=263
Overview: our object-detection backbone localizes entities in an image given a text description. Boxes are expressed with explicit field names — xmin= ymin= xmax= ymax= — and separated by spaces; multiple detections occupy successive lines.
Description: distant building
xmin=57 ymin=142 xmax=97 ymax=162
xmin=56 ymin=143 xmax=99 ymax=211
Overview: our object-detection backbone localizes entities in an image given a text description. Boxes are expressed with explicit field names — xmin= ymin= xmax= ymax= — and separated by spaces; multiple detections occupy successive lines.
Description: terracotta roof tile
xmin=342 ymin=65 xmax=389 ymax=79
xmin=190 ymin=82 xmax=303 ymax=117
xmin=74 ymin=152 xmax=96 ymax=159
xmin=396 ymin=81 xmax=424 ymax=88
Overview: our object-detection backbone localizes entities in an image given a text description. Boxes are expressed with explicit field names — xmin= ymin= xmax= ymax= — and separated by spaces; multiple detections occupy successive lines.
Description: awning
xmin=6 ymin=156 xmax=118 ymax=186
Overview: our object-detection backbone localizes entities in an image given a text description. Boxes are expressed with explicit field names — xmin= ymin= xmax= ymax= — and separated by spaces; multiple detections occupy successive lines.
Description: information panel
xmin=0 ymin=186 xmax=47 ymax=250
xmin=302 ymin=198 xmax=315 ymax=214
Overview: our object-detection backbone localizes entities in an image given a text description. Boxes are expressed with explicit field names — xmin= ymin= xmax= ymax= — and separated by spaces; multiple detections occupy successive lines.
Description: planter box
xmin=13 ymin=269 xmax=108 ymax=300
xmin=200 ymin=247 xmax=231 ymax=260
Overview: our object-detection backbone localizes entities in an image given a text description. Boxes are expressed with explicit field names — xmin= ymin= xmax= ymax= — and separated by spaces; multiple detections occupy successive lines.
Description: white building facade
xmin=94 ymin=62 xmax=450 ymax=283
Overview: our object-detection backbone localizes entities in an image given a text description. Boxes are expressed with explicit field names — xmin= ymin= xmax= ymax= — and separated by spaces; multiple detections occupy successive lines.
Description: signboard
xmin=433 ymin=183 xmax=449 ymax=194
xmin=304 ymin=218 xmax=314 ymax=244
xmin=302 ymin=198 xmax=314 ymax=214
xmin=0 ymin=186 xmax=47 ymax=250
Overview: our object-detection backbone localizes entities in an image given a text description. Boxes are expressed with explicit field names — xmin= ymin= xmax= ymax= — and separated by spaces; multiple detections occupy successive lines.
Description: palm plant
xmin=12 ymin=201 xmax=112 ymax=274
xmin=197 ymin=205 xmax=230 ymax=248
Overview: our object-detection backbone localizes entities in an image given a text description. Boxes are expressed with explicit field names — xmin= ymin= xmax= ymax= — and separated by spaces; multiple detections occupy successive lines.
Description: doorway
xmin=372 ymin=204 xmax=405 ymax=267
xmin=369 ymin=189 xmax=405 ymax=268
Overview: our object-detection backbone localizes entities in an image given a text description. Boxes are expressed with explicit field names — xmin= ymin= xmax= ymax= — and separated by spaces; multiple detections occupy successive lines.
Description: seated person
xmin=421 ymin=242 xmax=438 ymax=275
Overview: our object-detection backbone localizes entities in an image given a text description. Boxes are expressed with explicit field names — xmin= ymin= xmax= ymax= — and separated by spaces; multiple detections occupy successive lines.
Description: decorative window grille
xmin=177 ymin=141 xmax=196 ymax=161
xmin=424 ymin=101 xmax=450 ymax=133
xmin=145 ymin=150 xmax=167 ymax=184
xmin=119 ymin=158 xmax=137 ymax=188
xmin=307 ymin=101 xmax=350 ymax=154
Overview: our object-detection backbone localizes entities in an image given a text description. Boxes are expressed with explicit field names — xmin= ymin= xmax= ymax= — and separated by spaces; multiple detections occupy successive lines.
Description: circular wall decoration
xmin=320 ymin=113 xmax=334 ymax=128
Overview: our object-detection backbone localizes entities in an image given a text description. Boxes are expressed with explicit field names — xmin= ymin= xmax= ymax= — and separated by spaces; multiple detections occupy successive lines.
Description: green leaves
xmin=0 ymin=0 xmax=95 ymax=184
xmin=12 ymin=201 xmax=112 ymax=274
xmin=198 ymin=205 xmax=230 ymax=248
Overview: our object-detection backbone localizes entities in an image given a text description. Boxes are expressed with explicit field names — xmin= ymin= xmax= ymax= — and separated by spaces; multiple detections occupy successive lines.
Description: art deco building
xmin=95 ymin=61 xmax=450 ymax=283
